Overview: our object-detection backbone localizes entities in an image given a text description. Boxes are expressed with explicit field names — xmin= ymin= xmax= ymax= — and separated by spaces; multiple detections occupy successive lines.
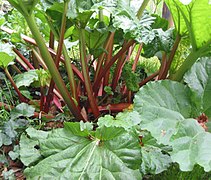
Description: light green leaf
xmin=0 ymin=42 xmax=15 ymax=68
xmin=10 ymin=103 xmax=35 ymax=120
xmin=8 ymin=145 xmax=20 ymax=160
xmin=184 ymin=57 xmax=211 ymax=118
xmin=24 ymin=127 xmax=142 ymax=179
xmin=134 ymin=80 xmax=211 ymax=172
xmin=140 ymin=146 xmax=172 ymax=175
xmin=64 ymin=121 xmax=93 ymax=137
xmin=165 ymin=0 xmax=211 ymax=49
xmin=134 ymin=80 xmax=197 ymax=144
xmin=170 ymin=119 xmax=211 ymax=172
xmin=0 ymin=132 xmax=12 ymax=146
xmin=95 ymin=125 xmax=125 ymax=140
xmin=14 ymin=70 xmax=38 ymax=88
xmin=36 ymin=69 xmax=51 ymax=87
xmin=97 ymin=111 xmax=141 ymax=131
xmin=20 ymin=127 xmax=49 ymax=166
xmin=0 ymin=17 xmax=5 ymax=26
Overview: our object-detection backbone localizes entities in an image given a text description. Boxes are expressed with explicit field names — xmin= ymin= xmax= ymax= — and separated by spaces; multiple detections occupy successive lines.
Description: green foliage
xmin=165 ymin=0 xmax=211 ymax=49
xmin=97 ymin=111 xmax=141 ymax=130
xmin=140 ymin=145 xmax=171 ymax=175
xmin=10 ymin=103 xmax=35 ymax=120
xmin=0 ymin=41 xmax=15 ymax=69
xmin=134 ymin=79 xmax=211 ymax=172
xmin=20 ymin=127 xmax=49 ymax=166
xmin=148 ymin=164 xmax=211 ymax=179
xmin=184 ymin=57 xmax=211 ymax=118
xmin=22 ymin=124 xmax=142 ymax=179
xmin=2 ymin=1 xmax=211 ymax=178
xmin=139 ymin=56 xmax=160 ymax=76
xmin=142 ymin=28 xmax=175 ymax=58
xmin=14 ymin=70 xmax=38 ymax=88
xmin=122 ymin=63 xmax=140 ymax=92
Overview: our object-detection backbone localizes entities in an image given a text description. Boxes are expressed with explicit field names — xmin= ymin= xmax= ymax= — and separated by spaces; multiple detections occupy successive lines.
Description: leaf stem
xmin=24 ymin=14 xmax=84 ymax=120
xmin=4 ymin=67 xmax=28 ymax=103
xmin=79 ymin=28 xmax=100 ymax=118
xmin=136 ymin=0 xmax=150 ymax=20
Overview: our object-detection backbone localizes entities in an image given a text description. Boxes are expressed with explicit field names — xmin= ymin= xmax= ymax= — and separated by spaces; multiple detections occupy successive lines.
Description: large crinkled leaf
xmin=165 ymin=0 xmax=211 ymax=48
xmin=134 ymin=80 xmax=197 ymax=144
xmin=10 ymin=103 xmax=35 ymax=120
xmin=170 ymin=119 xmax=211 ymax=172
xmin=97 ymin=111 xmax=141 ymax=130
xmin=139 ymin=132 xmax=172 ymax=175
xmin=142 ymin=28 xmax=175 ymax=58
xmin=64 ymin=121 xmax=93 ymax=137
xmin=113 ymin=11 xmax=155 ymax=44
xmin=14 ymin=70 xmax=38 ymax=88
xmin=134 ymin=80 xmax=211 ymax=171
xmin=24 ymin=124 xmax=142 ymax=179
xmin=140 ymin=146 xmax=172 ymax=175
xmin=134 ymin=80 xmax=194 ymax=118
xmin=20 ymin=127 xmax=49 ymax=166
xmin=184 ymin=57 xmax=211 ymax=118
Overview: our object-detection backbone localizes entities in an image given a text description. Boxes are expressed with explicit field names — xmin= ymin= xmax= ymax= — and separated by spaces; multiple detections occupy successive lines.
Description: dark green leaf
xmin=95 ymin=125 xmax=125 ymax=140
xmin=64 ymin=121 xmax=93 ymax=137
xmin=151 ymin=14 xmax=168 ymax=31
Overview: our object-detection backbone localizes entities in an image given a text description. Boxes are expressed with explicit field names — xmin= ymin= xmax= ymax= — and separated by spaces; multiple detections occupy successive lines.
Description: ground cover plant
xmin=0 ymin=0 xmax=211 ymax=179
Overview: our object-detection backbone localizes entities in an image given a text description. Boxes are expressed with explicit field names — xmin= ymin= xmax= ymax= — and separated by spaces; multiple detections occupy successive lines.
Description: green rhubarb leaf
xmin=134 ymin=80 xmax=211 ymax=172
xmin=0 ymin=132 xmax=12 ymax=146
xmin=20 ymin=127 xmax=49 ymax=166
xmin=8 ymin=145 xmax=20 ymax=160
xmin=170 ymin=119 xmax=211 ymax=172
xmin=24 ymin=126 xmax=142 ymax=179
xmin=85 ymin=27 xmax=108 ymax=58
xmin=67 ymin=0 xmax=94 ymax=28
xmin=184 ymin=57 xmax=211 ymax=118
xmin=165 ymin=0 xmax=211 ymax=49
xmin=0 ymin=42 xmax=15 ymax=69
xmin=95 ymin=125 xmax=125 ymax=141
xmin=142 ymin=28 xmax=175 ymax=58
xmin=139 ymin=131 xmax=172 ymax=175
xmin=140 ymin=146 xmax=172 ymax=175
xmin=64 ymin=121 xmax=93 ymax=137
xmin=97 ymin=111 xmax=141 ymax=130
xmin=134 ymin=80 xmax=198 ymax=145
xmin=10 ymin=103 xmax=35 ymax=120
xmin=14 ymin=70 xmax=38 ymax=88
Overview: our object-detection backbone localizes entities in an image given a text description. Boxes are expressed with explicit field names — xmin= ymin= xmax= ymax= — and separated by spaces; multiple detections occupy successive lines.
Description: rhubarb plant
xmin=134 ymin=57 xmax=211 ymax=172
xmin=9 ymin=57 xmax=210 ymax=178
